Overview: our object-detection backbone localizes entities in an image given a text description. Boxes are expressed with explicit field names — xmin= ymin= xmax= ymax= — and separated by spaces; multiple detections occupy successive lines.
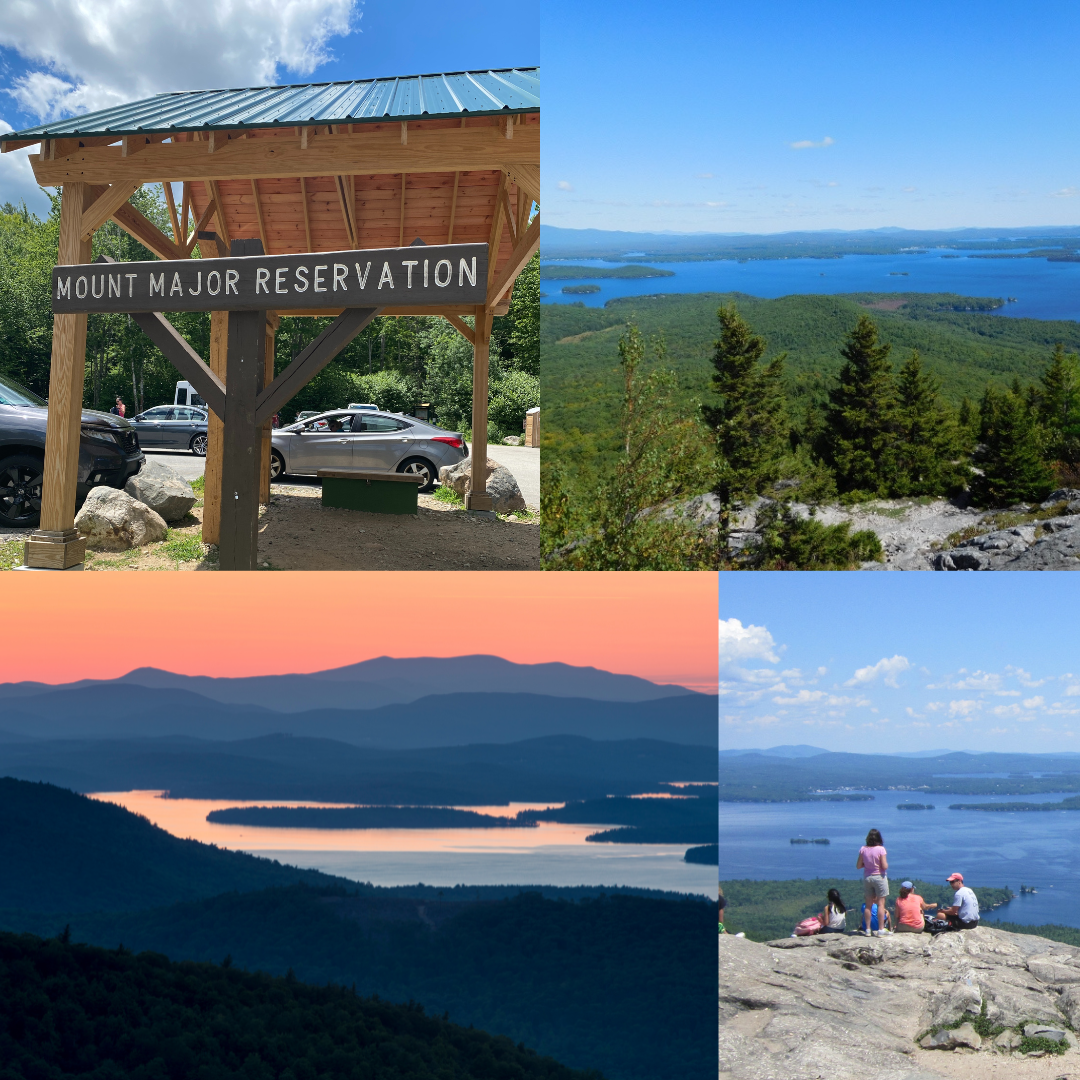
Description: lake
xmin=90 ymin=790 xmax=715 ymax=898
xmin=541 ymin=251 xmax=1080 ymax=322
xmin=718 ymin=790 xmax=1080 ymax=927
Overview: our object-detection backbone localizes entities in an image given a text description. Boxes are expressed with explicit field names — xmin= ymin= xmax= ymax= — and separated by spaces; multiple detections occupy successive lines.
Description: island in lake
xmin=540 ymin=264 xmax=676 ymax=280
xmin=562 ymin=284 xmax=601 ymax=294
xmin=207 ymin=806 xmax=533 ymax=829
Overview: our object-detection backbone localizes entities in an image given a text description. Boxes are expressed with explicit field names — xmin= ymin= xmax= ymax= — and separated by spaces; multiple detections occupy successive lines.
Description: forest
xmin=715 ymin=751 xmax=1080 ymax=802
xmin=0 ymin=780 xmax=712 ymax=1080
xmin=719 ymin=877 xmax=1014 ymax=941
xmin=206 ymin=806 xmax=530 ymax=828
xmin=0 ymin=929 xmax=598 ymax=1080
xmin=0 ymin=194 xmax=537 ymax=441
xmin=543 ymin=291 xmax=1080 ymax=568
xmin=523 ymin=793 xmax=717 ymax=844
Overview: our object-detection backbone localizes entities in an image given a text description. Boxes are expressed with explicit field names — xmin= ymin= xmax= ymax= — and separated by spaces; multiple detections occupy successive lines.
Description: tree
xmin=893 ymin=349 xmax=966 ymax=495
xmin=973 ymin=381 xmax=1055 ymax=506
xmin=1038 ymin=343 xmax=1080 ymax=467
xmin=822 ymin=315 xmax=898 ymax=497
xmin=701 ymin=304 xmax=789 ymax=537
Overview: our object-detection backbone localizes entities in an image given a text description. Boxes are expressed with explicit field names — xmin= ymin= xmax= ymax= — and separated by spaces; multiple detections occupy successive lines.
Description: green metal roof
xmin=1 ymin=67 xmax=539 ymax=142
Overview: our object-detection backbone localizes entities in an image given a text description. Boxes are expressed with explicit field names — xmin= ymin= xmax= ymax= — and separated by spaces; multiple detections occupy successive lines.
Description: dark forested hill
xmin=0 ymin=778 xmax=348 ymax=912
xmin=0 ymin=929 xmax=597 ymax=1080
xmin=0 ymin=886 xmax=712 ymax=1080
xmin=545 ymin=291 xmax=1080 ymax=473
xmin=0 ymin=734 xmax=715 ymax=803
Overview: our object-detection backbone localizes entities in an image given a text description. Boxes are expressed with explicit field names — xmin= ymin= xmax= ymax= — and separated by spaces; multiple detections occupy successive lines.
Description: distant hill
xmin=4 ymin=655 xmax=698 ymax=713
xmin=0 ymin=930 xmax=593 ymax=1080
xmin=0 ymin=687 xmax=715 ymax=748
xmin=718 ymin=745 xmax=829 ymax=759
xmin=0 ymin=733 xmax=715 ymax=803
xmin=0 ymin=777 xmax=348 ymax=912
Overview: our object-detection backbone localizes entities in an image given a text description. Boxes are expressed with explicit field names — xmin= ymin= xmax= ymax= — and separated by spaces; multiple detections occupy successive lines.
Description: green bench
xmin=318 ymin=469 xmax=425 ymax=515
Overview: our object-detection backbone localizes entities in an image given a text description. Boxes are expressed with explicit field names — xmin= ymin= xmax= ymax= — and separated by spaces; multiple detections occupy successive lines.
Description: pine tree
xmin=701 ymin=305 xmax=789 ymax=534
xmin=823 ymin=315 xmax=898 ymax=497
xmin=893 ymin=349 xmax=966 ymax=495
xmin=1038 ymin=342 xmax=1080 ymax=466
xmin=973 ymin=383 xmax=1055 ymax=506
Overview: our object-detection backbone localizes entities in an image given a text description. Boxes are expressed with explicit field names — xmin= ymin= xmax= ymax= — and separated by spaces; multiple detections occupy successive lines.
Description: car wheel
xmin=397 ymin=456 xmax=438 ymax=493
xmin=269 ymin=450 xmax=286 ymax=480
xmin=190 ymin=433 xmax=208 ymax=456
xmin=0 ymin=453 xmax=44 ymax=528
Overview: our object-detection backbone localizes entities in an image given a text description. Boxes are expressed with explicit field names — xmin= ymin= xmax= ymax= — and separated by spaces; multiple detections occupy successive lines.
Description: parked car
xmin=270 ymin=410 xmax=467 ymax=492
xmin=126 ymin=405 xmax=209 ymax=455
xmin=0 ymin=372 xmax=144 ymax=528
xmin=294 ymin=411 xmax=321 ymax=423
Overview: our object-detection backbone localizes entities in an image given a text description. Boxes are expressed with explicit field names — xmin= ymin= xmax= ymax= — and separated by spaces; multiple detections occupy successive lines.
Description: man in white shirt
xmin=941 ymin=872 xmax=980 ymax=930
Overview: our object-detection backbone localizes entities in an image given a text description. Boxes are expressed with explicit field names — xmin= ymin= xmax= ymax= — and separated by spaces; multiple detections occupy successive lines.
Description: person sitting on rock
xmin=856 ymin=828 xmax=890 ymax=936
xmin=938 ymin=872 xmax=980 ymax=930
xmin=818 ymin=888 xmax=847 ymax=933
xmin=894 ymin=880 xmax=937 ymax=933
xmin=859 ymin=901 xmax=892 ymax=933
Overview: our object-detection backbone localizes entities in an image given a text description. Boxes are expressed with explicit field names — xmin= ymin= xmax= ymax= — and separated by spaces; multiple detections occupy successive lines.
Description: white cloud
xmin=1023 ymin=696 xmax=1045 ymax=710
xmin=695 ymin=172 xmax=714 ymax=179
xmin=948 ymin=700 xmax=982 ymax=718
xmin=718 ymin=618 xmax=779 ymax=666
xmin=845 ymin=655 xmax=910 ymax=689
xmin=557 ymin=181 xmax=574 ymax=192
xmin=1051 ymin=187 xmax=1080 ymax=198
xmin=0 ymin=0 xmax=358 ymax=122
xmin=790 ymin=136 xmax=835 ymax=150
xmin=1067 ymin=685 xmax=1080 ymax=697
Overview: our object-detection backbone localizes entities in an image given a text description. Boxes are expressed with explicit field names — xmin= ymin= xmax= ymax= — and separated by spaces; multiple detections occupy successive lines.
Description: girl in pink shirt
xmin=856 ymin=828 xmax=890 ymax=936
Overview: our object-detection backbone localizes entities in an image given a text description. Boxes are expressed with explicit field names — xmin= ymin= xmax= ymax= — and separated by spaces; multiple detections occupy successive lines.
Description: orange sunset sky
xmin=1 ymin=571 xmax=718 ymax=692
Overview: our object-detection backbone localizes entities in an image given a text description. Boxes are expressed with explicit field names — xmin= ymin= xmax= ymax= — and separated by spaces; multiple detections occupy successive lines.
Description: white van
xmin=174 ymin=381 xmax=206 ymax=408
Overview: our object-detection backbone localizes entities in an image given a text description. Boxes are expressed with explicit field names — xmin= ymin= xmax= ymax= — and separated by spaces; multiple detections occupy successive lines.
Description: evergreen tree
xmin=973 ymin=383 xmax=1055 ymax=505
xmin=893 ymin=349 xmax=966 ymax=495
xmin=701 ymin=305 xmax=789 ymax=535
xmin=1038 ymin=342 xmax=1080 ymax=466
xmin=822 ymin=315 xmax=898 ymax=497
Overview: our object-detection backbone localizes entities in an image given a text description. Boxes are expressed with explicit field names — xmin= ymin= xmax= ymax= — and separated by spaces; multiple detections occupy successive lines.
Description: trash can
xmin=318 ymin=469 xmax=424 ymax=515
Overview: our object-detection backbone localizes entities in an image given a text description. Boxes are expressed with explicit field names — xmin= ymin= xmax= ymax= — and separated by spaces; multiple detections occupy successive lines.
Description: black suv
xmin=0 ymin=372 xmax=145 ymax=528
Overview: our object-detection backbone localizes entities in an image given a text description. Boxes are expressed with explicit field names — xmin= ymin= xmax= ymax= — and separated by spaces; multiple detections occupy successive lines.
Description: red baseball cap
xmin=947 ymin=873 xmax=964 ymax=883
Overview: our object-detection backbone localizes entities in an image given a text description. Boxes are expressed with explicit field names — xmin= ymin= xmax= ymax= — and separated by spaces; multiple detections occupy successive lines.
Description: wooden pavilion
xmin=1 ymin=68 xmax=540 ymax=569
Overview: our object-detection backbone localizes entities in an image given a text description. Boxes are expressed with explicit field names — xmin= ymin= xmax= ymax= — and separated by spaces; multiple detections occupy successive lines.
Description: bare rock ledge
xmin=719 ymin=928 xmax=1080 ymax=1080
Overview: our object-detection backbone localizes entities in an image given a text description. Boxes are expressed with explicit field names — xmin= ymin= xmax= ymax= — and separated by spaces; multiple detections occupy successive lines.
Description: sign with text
xmin=52 ymin=243 xmax=488 ymax=313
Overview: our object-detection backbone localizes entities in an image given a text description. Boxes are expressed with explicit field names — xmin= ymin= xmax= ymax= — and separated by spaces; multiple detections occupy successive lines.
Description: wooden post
xmin=259 ymin=313 xmax=278 ymax=504
xmin=24 ymin=182 xmax=92 ymax=569
xmin=199 ymin=234 xmax=227 ymax=546
xmin=466 ymin=305 xmax=494 ymax=513
xmin=217 ymin=238 xmax=266 ymax=571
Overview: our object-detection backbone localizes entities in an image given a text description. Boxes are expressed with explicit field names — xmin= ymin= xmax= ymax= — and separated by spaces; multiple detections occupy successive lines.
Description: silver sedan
xmin=270 ymin=410 xmax=467 ymax=491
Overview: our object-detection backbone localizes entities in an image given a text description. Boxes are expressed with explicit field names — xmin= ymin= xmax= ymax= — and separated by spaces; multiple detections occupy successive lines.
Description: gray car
xmin=127 ymin=405 xmax=209 ymax=455
xmin=270 ymin=410 xmax=467 ymax=491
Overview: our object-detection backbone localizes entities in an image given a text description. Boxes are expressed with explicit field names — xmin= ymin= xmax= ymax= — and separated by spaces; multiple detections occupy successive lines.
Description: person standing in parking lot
xmin=111 ymin=397 xmax=125 ymax=418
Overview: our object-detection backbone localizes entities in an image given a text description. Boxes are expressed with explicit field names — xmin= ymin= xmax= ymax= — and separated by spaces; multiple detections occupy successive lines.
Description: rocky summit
xmin=719 ymin=927 xmax=1080 ymax=1080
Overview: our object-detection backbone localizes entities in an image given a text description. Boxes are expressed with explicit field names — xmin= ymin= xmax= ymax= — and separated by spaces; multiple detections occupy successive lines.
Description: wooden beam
xmin=180 ymin=183 xmax=190 ymax=242
xmin=250 ymin=178 xmax=270 ymax=255
xmin=502 ymin=163 xmax=539 ymax=204
xmin=163 ymin=182 xmax=181 ymax=244
xmin=1 ymin=140 xmax=40 ymax=153
xmin=260 ymin=317 xmax=275 ymax=504
xmin=121 ymin=135 xmax=145 ymax=158
xmin=398 ymin=173 xmax=407 ymax=247
xmin=80 ymin=181 xmax=141 ymax=241
xmin=486 ymin=214 xmax=540 ymax=311
xmin=504 ymin=116 xmax=513 ymax=140
xmin=30 ymin=123 xmax=541 ymax=185
xmin=183 ymin=199 xmax=217 ymax=255
xmin=487 ymin=171 xmax=508 ymax=292
xmin=466 ymin=305 xmax=494 ymax=512
xmin=447 ymin=172 xmax=460 ymax=244
xmin=254 ymin=307 xmax=381 ymax=426
xmin=299 ymin=176 xmax=313 ymax=251
xmin=208 ymin=131 xmax=218 ymax=154
xmin=205 ymin=179 xmax=231 ymax=248
xmin=401 ymin=122 xmax=408 ymax=145
xmin=500 ymin=185 xmax=518 ymax=247
xmin=301 ymin=126 xmax=309 ymax=149
xmin=445 ymin=314 xmax=474 ymax=344
xmin=335 ymin=175 xmax=356 ymax=247
xmin=129 ymin=311 xmax=226 ymax=418
xmin=111 ymin=201 xmax=186 ymax=261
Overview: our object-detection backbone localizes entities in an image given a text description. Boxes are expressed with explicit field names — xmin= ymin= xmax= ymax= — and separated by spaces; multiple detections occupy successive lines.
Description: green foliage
xmin=745 ymin=504 xmax=883 ymax=570
xmin=0 ymin=539 xmax=23 ymax=571
xmin=489 ymin=369 xmax=540 ymax=439
xmin=432 ymin=483 xmax=464 ymax=506
xmin=1037 ymin=343 xmax=1080 ymax=466
xmin=543 ymin=324 xmax=716 ymax=569
xmin=493 ymin=251 xmax=540 ymax=377
xmin=973 ymin=381 xmax=1056 ymax=505
xmin=0 ymin=929 xmax=597 ymax=1080
xmin=161 ymin=531 xmax=205 ymax=566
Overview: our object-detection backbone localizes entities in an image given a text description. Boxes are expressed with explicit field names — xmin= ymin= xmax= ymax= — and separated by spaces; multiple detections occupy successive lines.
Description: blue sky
xmin=542 ymin=0 xmax=1080 ymax=233
xmin=0 ymin=0 xmax=529 ymax=214
xmin=718 ymin=575 xmax=1080 ymax=755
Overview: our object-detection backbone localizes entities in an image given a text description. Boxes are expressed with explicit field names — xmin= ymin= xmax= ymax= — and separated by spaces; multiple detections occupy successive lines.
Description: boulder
xmin=501 ymin=435 xmax=521 ymax=445
xmin=920 ymin=1023 xmax=982 ymax=1051
xmin=1058 ymin=984 xmax=1080 ymax=1029
xmin=927 ymin=982 xmax=981 ymax=1028
xmin=75 ymin=487 xmax=167 ymax=551
xmin=438 ymin=457 xmax=526 ymax=514
xmin=125 ymin=459 xmax=196 ymax=523
xmin=993 ymin=1029 xmax=1020 ymax=1050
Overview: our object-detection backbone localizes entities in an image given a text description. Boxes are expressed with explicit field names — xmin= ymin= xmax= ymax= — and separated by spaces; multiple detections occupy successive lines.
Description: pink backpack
xmin=794 ymin=916 xmax=823 ymax=936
